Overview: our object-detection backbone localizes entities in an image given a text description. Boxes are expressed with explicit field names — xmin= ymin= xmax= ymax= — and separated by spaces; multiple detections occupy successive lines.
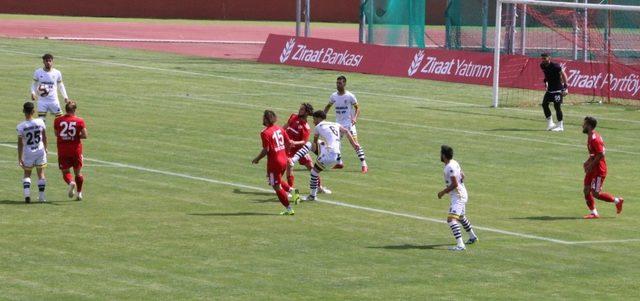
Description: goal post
xmin=492 ymin=0 xmax=640 ymax=108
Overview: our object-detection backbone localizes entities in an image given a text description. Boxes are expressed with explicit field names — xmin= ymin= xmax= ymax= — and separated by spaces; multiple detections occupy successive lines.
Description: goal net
xmin=492 ymin=0 xmax=640 ymax=107
xmin=361 ymin=0 xmax=426 ymax=48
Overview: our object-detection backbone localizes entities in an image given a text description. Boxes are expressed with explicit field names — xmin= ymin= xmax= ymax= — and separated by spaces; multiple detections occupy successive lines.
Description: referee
xmin=540 ymin=53 xmax=568 ymax=132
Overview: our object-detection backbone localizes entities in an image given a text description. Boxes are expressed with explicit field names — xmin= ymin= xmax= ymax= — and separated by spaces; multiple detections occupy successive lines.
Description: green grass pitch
xmin=0 ymin=37 xmax=639 ymax=300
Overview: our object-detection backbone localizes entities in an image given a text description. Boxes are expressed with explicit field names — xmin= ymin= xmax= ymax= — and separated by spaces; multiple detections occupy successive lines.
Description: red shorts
xmin=266 ymin=165 xmax=286 ymax=186
xmin=58 ymin=154 xmax=83 ymax=170
xmin=584 ymin=173 xmax=606 ymax=193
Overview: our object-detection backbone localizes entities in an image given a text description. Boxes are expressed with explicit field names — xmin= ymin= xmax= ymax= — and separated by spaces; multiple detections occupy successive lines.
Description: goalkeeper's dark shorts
xmin=543 ymin=91 xmax=563 ymax=105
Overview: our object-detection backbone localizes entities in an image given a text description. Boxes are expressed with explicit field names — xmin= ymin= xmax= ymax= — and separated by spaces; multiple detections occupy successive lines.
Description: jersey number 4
xmin=59 ymin=121 xmax=77 ymax=138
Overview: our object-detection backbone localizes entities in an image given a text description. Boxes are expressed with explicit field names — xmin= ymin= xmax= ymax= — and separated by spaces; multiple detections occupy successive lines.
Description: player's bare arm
xmin=252 ymin=148 xmax=268 ymax=164
xmin=80 ymin=127 xmax=88 ymax=139
xmin=42 ymin=129 xmax=48 ymax=153
xmin=339 ymin=126 xmax=360 ymax=150
xmin=30 ymin=79 xmax=37 ymax=101
xmin=17 ymin=136 xmax=24 ymax=166
xmin=352 ymin=103 xmax=360 ymax=125
xmin=561 ymin=69 xmax=569 ymax=96
xmin=323 ymin=103 xmax=332 ymax=115
xmin=58 ymin=80 xmax=69 ymax=103
xmin=438 ymin=176 xmax=459 ymax=199
xmin=312 ymin=134 xmax=319 ymax=153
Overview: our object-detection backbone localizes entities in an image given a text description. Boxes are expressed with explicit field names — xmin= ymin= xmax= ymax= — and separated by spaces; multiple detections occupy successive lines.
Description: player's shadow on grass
xmin=368 ymin=243 xmax=451 ymax=251
xmin=188 ymin=212 xmax=279 ymax=216
xmin=0 ymin=199 xmax=64 ymax=206
xmin=232 ymin=189 xmax=273 ymax=197
xmin=511 ymin=216 xmax=599 ymax=221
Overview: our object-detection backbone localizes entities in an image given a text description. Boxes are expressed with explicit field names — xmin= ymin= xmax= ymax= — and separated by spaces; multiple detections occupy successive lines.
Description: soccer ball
xmin=37 ymin=84 xmax=50 ymax=97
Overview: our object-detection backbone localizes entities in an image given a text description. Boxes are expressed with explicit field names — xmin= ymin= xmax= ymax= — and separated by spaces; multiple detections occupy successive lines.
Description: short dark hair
xmin=337 ymin=75 xmax=347 ymax=82
xmin=301 ymin=102 xmax=314 ymax=115
xmin=441 ymin=145 xmax=454 ymax=160
xmin=23 ymin=102 xmax=35 ymax=114
xmin=584 ymin=116 xmax=598 ymax=129
xmin=263 ymin=110 xmax=277 ymax=125
xmin=312 ymin=110 xmax=326 ymax=120
xmin=42 ymin=53 xmax=54 ymax=60
xmin=541 ymin=53 xmax=550 ymax=58
xmin=65 ymin=100 xmax=77 ymax=113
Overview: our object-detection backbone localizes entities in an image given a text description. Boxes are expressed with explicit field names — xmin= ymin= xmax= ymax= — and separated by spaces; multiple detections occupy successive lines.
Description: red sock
xmin=585 ymin=193 xmax=595 ymax=210
xmin=62 ymin=172 xmax=73 ymax=184
xmin=275 ymin=188 xmax=290 ymax=207
xmin=596 ymin=192 xmax=615 ymax=203
xmin=287 ymin=175 xmax=294 ymax=187
xmin=281 ymin=181 xmax=292 ymax=192
xmin=75 ymin=174 xmax=84 ymax=192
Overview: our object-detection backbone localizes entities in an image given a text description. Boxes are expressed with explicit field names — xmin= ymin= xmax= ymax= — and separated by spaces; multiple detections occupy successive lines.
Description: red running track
xmin=0 ymin=19 xmax=359 ymax=60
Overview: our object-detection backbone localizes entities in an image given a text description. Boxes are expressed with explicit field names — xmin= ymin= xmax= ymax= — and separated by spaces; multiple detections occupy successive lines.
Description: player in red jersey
xmin=581 ymin=116 xmax=624 ymax=219
xmin=283 ymin=103 xmax=331 ymax=194
xmin=54 ymin=101 xmax=87 ymax=201
xmin=252 ymin=110 xmax=300 ymax=215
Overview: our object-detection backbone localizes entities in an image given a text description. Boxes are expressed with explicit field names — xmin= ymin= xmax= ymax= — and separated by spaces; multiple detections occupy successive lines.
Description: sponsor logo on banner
xmin=408 ymin=53 xmax=492 ymax=79
xmin=275 ymin=38 xmax=364 ymax=67
xmin=286 ymin=44 xmax=364 ymax=67
xmin=566 ymin=69 xmax=640 ymax=96
xmin=260 ymin=34 xmax=640 ymax=100
xmin=408 ymin=50 xmax=424 ymax=76
xmin=280 ymin=38 xmax=296 ymax=63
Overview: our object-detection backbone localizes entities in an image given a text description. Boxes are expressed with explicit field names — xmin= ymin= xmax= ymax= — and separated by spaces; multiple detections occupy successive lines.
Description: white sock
xmin=38 ymin=178 xmax=46 ymax=199
xmin=456 ymin=237 xmax=465 ymax=248
xmin=591 ymin=209 xmax=599 ymax=215
xmin=614 ymin=197 xmax=620 ymax=204
xmin=22 ymin=178 xmax=31 ymax=197
xmin=558 ymin=121 xmax=564 ymax=128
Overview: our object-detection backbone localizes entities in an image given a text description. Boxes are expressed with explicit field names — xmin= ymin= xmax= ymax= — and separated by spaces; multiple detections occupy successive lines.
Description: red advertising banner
xmin=258 ymin=34 xmax=640 ymax=100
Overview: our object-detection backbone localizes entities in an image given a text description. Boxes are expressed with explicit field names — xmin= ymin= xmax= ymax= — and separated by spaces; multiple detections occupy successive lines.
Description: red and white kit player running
xmin=54 ymin=101 xmax=87 ymax=201
xmin=581 ymin=116 xmax=624 ymax=219
xmin=323 ymin=75 xmax=368 ymax=173
xmin=252 ymin=110 xmax=300 ymax=215
xmin=284 ymin=102 xmax=331 ymax=194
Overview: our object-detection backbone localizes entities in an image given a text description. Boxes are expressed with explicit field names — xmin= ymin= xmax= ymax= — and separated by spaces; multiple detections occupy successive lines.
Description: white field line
xmin=1 ymin=48 xmax=639 ymax=124
xmin=1 ymin=143 xmax=636 ymax=245
xmin=28 ymin=37 xmax=266 ymax=44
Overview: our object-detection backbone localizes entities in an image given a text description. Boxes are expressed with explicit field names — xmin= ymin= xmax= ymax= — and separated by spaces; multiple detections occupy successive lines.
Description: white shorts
xmin=22 ymin=150 xmax=47 ymax=169
xmin=316 ymin=145 xmax=341 ymax=170
xmin=339 ymin=123 xmax=357 ymax=137
xmin=38 ymin=101 xmax=62 ymax=116
xmin=448 ymin=194 xmax=468 ymax=218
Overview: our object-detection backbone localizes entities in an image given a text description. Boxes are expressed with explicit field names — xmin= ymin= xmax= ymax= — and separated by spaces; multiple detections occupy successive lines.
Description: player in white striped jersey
xmin=323 ymin=75 xmax=368 ymax=173
xmin=30 ymin=53 xmax=69 ymax=121
xmin=289 ymin=110 xmax=361 ymax=201
xmin=17 ymin=102 xmax=49 ymax=203
xmin=437 ymin=145 xmax=478 ymax=251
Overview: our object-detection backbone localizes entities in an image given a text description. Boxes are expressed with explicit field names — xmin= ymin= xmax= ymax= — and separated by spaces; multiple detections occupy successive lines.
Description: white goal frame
xmin=492 ymin=0 xmax=640 ymax=107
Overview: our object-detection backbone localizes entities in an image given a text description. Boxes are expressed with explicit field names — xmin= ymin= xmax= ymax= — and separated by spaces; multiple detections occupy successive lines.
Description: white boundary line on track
xmin=24 ymin=37 xmax=266 ymax=44
xmin=1 ymin=143 xmax=637 ymax=245
xmin=1 ymin=48 xmax=639 ymax=125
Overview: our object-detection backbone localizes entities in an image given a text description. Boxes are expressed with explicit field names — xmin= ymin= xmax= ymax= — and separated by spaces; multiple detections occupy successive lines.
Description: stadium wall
xmin=0 ymin=0 xmax=449 ymax=24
